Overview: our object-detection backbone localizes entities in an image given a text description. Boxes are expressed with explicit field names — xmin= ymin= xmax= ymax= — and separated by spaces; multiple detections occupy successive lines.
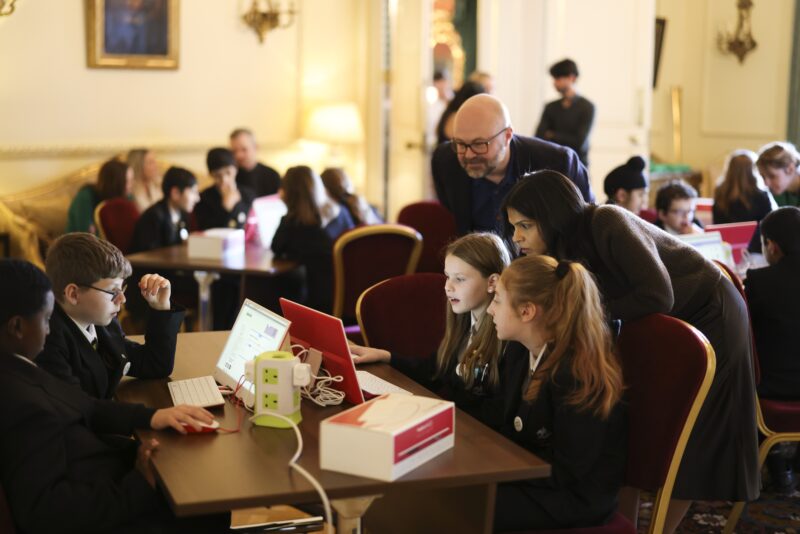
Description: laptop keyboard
xmin=168 ymin=375 xmax=225 ymax=408
xmin=356 ymin=370 xmax=412 ymax=396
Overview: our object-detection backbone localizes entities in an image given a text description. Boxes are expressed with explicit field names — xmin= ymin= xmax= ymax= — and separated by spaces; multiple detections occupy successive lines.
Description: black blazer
xmin=130 ymin=200 xmax=190 ymax=253
xmin=37 ymin=303 xmax=184 ymax=399
xmin=431 ymin=134 xmax=594 ymax=235
xmin=495 ymin=342 xmax=626 ymax=528
xmin=194 ymin=185 xmax=255 ymax=230
xmin=745 ymin=256 xmax=800 ymax=400
xmin=0 ymin=355 xmax=160 ymax=534
xmin=236 ymin=162 xmax=281 ymax=198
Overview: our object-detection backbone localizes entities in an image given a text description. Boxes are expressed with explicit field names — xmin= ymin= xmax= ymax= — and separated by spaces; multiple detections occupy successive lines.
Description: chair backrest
xmin=638 ymin=208 xmax=658 ymax=224
xmin=396 ymin=201 xmax=457 ymax=273
xmin=618 ymin=314 xmax=715 ymax=534
xmin=332 ymin=224 xmax=423 ymax=323
xmin=356 ymin=273 xmax=447 ymax=358
xmin=94 ymin=198 xmax=140 ymax=254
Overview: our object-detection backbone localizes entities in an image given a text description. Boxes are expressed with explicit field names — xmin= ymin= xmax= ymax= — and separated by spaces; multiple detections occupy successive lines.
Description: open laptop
xmin=704 ymin=221 xmax=757 ymax=265
xmin=246 ymin=194 xmax=287 ymax=249
xmin=678 ymin=231 xmax=734 ymax=269
xmin=279 ymin=298 xmax=410 ymax=405
xmin=168 ymin=299 xmax=291 ymax=408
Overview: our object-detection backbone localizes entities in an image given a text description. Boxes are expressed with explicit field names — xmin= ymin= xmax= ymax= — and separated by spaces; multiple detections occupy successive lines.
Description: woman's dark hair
xmin=436 ymin=80 xmax=487 ymax=145
xmin=282 ymin=166 xmax=322 ymax=227
xmin=320 ymin=168 xmax=363 ymax=225
xmin=0 ymin=259 xmax=52 ymax=326
xmin=502 ymin=170 xmax=589 ymax=260
xmin=760 ymin=206 xmax=800 ymax=258
xmin=96 ymin=158 xmax=130 ymax=201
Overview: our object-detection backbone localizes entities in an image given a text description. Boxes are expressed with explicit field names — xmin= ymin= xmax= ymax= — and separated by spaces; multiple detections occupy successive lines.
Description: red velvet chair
xmin=94 ymin=198 xmax=140 ymax=254
xmin=332 ymin=224 xmax=423 ymax=330
xmin=714 ymin=261 xmax=800 ymax=534
xmin=510 ymin=314 xmax=716 ymax=534
xmin=638 ymin=208 xmax=658 ymax=224
xmin=356 ymin=273 xmax=447 ymax=360
xmin=397 ymin=201 xmax=457 ymax=273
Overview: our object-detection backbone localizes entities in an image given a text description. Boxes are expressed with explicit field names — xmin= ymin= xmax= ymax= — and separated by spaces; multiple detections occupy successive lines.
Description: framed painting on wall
xmin=85 ymin=0 xmax=179 ymax=69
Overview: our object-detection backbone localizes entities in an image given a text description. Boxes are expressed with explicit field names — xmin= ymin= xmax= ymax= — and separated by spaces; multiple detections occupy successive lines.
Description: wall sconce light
xmin=717 ymin=0 xmax=757 ymax=64
xmin=0 ymin=0 xmax=17 ymax=17
xmin=242 ymin=0 xmax=296 ymax=44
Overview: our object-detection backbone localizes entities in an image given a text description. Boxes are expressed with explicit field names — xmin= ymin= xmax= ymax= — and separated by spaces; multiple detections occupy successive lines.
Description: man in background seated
xmin=36 ymin=233 xmax=184 ymax=399
xmin=230 ymin=128 xmax=282 ymax=198
xmin=195 ymin=147 xmax=255 ymax=230
xmin=745 ymin=206 xmax=800 ymax=493
xmin=603 ymin=155 xmax=649 ymax=215
xmin=130 ymin=166 xmax=199 ymax=253
xmin=654 ymin=180 xmax=704 ymax=235
xmin=535 ymin=59 xmax=595 ymax=166
xmin=432 ymin=93 xmax=592 ymax=235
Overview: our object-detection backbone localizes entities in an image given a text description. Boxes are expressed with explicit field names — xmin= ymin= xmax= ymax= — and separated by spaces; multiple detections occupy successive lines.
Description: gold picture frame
xmin=85 ymin=0 xmax=179 ymax=70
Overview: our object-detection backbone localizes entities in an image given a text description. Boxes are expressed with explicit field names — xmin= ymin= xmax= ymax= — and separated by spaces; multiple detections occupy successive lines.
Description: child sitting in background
xmin=321 ymin=167 xmax=383 ymax=226
xmin=66 ymin=158 xmax=133 ymax=234
xmin=654 ymin=180 xmax=704 ymax=235
xmin=352 ymin=233 xmax=511 ymax=425
xmin=36 ymin=233 xmax=185 ymax=399
xmin=194 ymin=147 xmax=254 ymax=230
xmin=0 ymin=259 xmax=222 ymax=534
xmin=603 ymin=155 xmax=649 ymax=216
xmin=756 ymin=141 xmax=800 ymax=207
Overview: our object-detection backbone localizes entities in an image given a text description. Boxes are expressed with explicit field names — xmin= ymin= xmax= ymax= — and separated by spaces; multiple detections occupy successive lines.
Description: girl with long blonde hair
xmin=487 ymin=255 xmax=625 ymax=531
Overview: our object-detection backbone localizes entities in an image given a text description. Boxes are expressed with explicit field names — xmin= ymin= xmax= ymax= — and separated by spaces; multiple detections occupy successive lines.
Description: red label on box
xmin=393 ymin=408 xmax=453 ymax=464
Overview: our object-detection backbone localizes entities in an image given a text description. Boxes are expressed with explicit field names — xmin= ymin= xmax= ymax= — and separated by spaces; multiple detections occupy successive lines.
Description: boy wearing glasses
xmin=37 ymin=233 xmax=185 ymax=399
xmin=654 ymin=180 xmax=704 ymax=235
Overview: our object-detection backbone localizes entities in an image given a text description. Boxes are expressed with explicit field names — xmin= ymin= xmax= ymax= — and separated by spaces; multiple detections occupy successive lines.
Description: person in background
xmin=468 ymin=70 xmax=495 ymax=94
xmin=487 ymin=255 xmax=625 ymax=530
xmin=603 ymin=156 xmax=649 ymax=216
xmin=426 ymin=70 xmax=453 ymax=147
xmin=66 ymin=158 xmax=133 ymax=234
xmin=320 ymin=168 xmax=382 ymax=226
xmin=535 ymin=59 xmax=595 ymax=166
xmin=756 ymin=141 xmax=800 ymax=207
xmin=436 ymin=80 xmax=487 ymax=146
xmin=229 ymin=128 xmax=282 ymax=198
xmin=194 ymin=147 xmax=255 ymax=230
xmin=713 ymin=149 xmax=774 ymax=252
xmin=127 ymin=148 xmax=163 ymax=212
xmin=654 ymin=180 xmax=704 ymax=235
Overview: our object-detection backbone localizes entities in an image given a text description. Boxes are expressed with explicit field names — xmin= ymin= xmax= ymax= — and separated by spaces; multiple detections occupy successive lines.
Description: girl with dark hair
xmin=501 ymin=170 xmax=759 ymax=533
xmin=320 ymin=168 xmax=382 ymax=226
xmin=352 ymin=233 xmax=510 ymax=422
xmin=66 ymin=158 xmax=133 ymax=234
xmin=487 ymin=255 xmax=625 ymax=530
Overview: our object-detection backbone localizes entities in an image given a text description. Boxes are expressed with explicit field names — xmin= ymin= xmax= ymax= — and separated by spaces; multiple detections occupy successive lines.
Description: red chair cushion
xmin=397 ymin=201 xmax=456 ymax=273
xmin=760 ymin=398 xmax=800 ymax=433
xmin=358 ymin=273 xmax=446 ymax=359
xmin=618 ymin=315 xmax=709 ymax=490
xmin=638 ymin=208 xmax=658 ymax=224
xmin=506 ymin=512 xmax=636 ymax=534
xmin=98 ymin=198 xmax=140 ymax=254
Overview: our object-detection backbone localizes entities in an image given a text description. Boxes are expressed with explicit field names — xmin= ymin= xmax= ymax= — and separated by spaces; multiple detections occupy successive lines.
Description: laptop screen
xmin=213 ymin=299 xmax=290 ymax=403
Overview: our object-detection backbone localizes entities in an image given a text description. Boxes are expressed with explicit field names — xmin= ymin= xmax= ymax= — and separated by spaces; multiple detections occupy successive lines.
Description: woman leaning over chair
xmin=487 ymin=255 xmax=625 ymax=531
xmin=127 ymin=148 xmax=163 ymax=212
xmin=713 ymin=149 xmax=774 ymax=252
xmin=65 ymin=158 xmax=133 ymax=234
xmin=502 ymin=170 xmax=759 ymax=533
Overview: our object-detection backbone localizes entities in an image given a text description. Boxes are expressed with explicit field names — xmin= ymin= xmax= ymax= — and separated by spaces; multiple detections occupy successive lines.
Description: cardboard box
xmin=188 ymin=228 xmax=245 ymax=259
xmin=320 ymin=393 xmax=455 ymax=481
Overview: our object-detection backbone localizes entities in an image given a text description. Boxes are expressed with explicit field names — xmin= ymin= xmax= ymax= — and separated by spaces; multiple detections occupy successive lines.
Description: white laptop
xmin=168 ymin=299 xmax=291 ymax=408
xmin=249 ymin=194 xmax=287 ymax=250
xmin=678 ymin=231 xmax=734 ymax=269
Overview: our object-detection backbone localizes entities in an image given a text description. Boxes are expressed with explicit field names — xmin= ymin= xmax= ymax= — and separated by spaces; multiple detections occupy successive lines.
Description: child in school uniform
xmin=0 ymin=259 xmax=223 ymax=534
xmin=653 ymin=180 xmax=704 ymax=235
xmin=486 ymin=255 xmax=626 ymax=531
xmin=352 ymin=232 xmax=511 ymax=425
xmin=194 ymin=147 xmax=255 ymax=230
xmin=36 ymin=233 xmax=185 ymax=399
xmin=603 ymin=155 xmax=649 ymax=216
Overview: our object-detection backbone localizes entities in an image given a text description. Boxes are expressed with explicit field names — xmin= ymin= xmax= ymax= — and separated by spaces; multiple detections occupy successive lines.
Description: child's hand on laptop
xmin=139 ymin=273 xmax=171 ymax=311
xmin=350 ymin=344 xmax=391 ymax=364
xmin=151 ymin=405 xmax=215 ymax=434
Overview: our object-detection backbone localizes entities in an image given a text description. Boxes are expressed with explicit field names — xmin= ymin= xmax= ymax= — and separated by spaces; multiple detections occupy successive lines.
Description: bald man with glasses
xmin=432 ymin=94 xmax=593 ymax=235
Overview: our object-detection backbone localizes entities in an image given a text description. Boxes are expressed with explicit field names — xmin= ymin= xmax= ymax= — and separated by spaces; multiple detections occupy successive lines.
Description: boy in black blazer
xmin=37 ymin=233 xmax=185 ymax=399
xmin=0 ymin=259 xmax=220 ymax=534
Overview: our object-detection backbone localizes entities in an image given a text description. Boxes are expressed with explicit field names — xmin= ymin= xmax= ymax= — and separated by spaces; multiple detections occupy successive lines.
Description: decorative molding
xmin=0 ymin=141 xmax=290 ymax=160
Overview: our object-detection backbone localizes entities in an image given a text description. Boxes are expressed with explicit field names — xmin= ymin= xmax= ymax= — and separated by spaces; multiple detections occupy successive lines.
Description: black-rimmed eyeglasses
xmin=80 ymin=284 xmax=127 ymax=301
xmin=451 ymin=127 xmax=508 ymax=155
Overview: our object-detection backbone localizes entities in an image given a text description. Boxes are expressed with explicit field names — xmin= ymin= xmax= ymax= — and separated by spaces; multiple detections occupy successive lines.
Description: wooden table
xmin=127 ymin=244 xmax=297 ymax=330
xmin=119 ymin=332 xmax=550 ymax=534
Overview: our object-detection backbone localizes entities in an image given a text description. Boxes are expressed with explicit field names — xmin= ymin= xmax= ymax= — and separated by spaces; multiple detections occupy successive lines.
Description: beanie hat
xmin=604 ymin=156 xmax=648 ymax=199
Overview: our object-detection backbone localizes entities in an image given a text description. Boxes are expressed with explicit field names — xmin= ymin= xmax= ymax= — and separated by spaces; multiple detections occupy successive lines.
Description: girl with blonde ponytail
xmin=487 ymin=255 xmax=625 ymax=531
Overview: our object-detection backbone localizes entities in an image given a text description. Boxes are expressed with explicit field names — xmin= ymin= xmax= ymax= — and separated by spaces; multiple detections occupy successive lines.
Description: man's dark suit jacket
xmin=432 ymin=134 xmax=594 ymax=235
xmin=745 ymin=256 xmax=800 ymax=400
xmin=37 ymin=303 xmax=184 ymax=399
xmin=130 ymin=200 xmax=190 ymax=253
xmin=0 ymin=355 xmax=160 ymax=534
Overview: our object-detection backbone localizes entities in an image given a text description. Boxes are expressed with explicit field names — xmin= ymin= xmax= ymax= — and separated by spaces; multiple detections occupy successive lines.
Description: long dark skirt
xmin=673 ymin=276 xmax=760 ymax=501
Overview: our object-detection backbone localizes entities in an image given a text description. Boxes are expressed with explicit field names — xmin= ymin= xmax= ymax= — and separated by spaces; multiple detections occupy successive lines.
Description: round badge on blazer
xmin=122 ymin=361 xmax=132 ymax=376
xmin=179 ymin=228 xmax=189 ymax=241
xmin=513 ymin=416 xmax=523 ymax=432
xmin=237 ymin=212 xmax=246 ymax=224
